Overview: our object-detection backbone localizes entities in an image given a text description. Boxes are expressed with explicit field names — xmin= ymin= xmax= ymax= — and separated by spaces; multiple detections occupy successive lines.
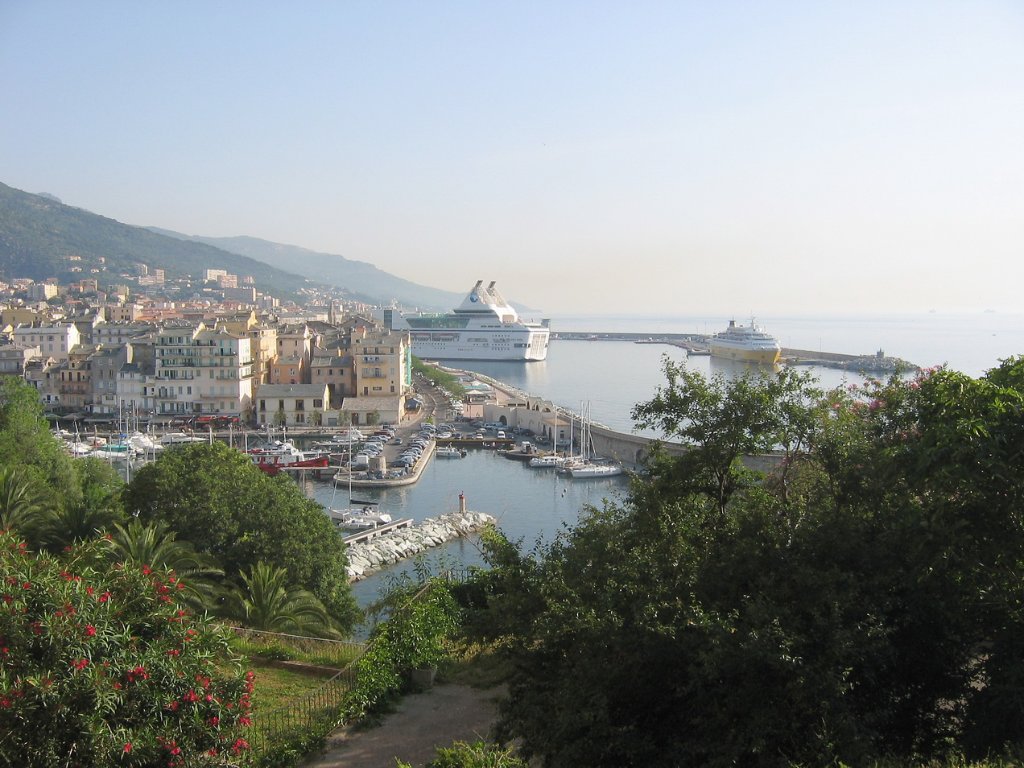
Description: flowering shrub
xmin=0 ymin=530 xmax=253 ymax=767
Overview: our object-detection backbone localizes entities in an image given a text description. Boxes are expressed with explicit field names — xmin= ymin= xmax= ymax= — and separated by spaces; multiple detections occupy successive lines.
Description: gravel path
xmin=302 ymin=683 xmax=505 ymax=768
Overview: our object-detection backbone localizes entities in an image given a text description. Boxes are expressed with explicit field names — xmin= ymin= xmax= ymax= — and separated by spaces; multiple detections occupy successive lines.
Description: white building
xmin=12 ymin=322 xmax=80 ymax=363
xmin=153 ymin=323 xmax=254 ymax=419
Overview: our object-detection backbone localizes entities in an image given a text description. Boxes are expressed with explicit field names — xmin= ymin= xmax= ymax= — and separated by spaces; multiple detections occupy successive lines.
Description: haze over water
xmin=458 ymin=311 xmax=1023 ymax=434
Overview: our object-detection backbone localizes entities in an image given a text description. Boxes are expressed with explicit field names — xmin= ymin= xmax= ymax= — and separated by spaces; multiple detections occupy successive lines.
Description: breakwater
xmin=344 ymin=511 xmax=495 ymax=581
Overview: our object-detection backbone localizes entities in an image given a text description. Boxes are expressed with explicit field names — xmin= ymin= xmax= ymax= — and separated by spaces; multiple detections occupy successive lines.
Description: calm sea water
xmin=315 ymin=311 xmax=1024 ymax=603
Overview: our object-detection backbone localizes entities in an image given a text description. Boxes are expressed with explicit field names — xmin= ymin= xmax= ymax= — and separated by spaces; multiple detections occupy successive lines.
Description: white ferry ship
xmin=709 ymin=319 xmax=782 ymax=364
xmin=393 ymin=281 xmax=550 ymax=361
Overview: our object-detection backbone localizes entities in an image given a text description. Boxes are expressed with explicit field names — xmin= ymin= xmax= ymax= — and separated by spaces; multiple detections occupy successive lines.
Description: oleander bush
xmin=0 ymin=530 xmax=254 ymax=767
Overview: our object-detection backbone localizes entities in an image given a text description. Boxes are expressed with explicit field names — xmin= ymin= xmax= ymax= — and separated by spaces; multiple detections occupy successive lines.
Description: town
xmin=0 ymin=265 xmax=415 ymax=429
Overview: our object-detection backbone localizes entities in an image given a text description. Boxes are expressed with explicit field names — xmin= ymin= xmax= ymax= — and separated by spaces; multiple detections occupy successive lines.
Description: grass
xmin=228 ymin=629 xmax=365 ymax=670
xmin=248 ymin=661 xmax=332 ymax=714
xmin=441 ymin=638 xmax=513 ymax=689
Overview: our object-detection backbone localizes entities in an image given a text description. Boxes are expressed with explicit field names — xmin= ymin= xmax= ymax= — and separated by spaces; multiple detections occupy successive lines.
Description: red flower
xmin=21 ymin=582 xmax=30 ymax=590
xmin=71 ymin=657 xmax=89 ymax=671
xmin=98 ymin=591 xmax=112 ymax=603
xmin=123 ymin=743 xmax=132 ymax=754
xmin=84 ymin=625 xmax=96 ymax=637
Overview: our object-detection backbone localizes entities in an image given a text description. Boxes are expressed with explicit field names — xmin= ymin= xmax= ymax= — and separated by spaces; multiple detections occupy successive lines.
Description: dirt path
xmin=302 ymin=683 xmax=505 ymax=768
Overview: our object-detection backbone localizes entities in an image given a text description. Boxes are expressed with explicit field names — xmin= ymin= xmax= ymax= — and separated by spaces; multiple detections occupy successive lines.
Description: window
xmin=259 ymin=400 xmax=266 ymax=411
xmin=296 ymin=400 xmax=304 ymax=411
xmin=313 ymin=399 xmax=323 ymax=409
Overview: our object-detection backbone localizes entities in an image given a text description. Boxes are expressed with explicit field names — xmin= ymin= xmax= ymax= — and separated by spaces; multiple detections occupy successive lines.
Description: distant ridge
xmin=0 ymin=180 xmax=525 ymax=312
xmin=147 ymin=229 xmax=462 ymax=311
xmin=0 ymin=182 xmax=313 ymax=298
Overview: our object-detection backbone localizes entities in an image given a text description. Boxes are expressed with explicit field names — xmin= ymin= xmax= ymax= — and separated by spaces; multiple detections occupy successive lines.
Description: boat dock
xmin=342 ymin=517 xmax=414 ymax=545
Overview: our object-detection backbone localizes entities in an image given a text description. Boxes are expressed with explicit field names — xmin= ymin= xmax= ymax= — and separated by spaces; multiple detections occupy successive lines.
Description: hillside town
xmin=0 ymin=265 xmax=414 ymax=429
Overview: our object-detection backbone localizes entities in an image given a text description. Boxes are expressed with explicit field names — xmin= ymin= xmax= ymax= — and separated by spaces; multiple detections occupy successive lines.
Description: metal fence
xmin=230 ymin=626 xmax=366 ymax=669
xmin=248 ymin=665 xmax=358 ymax=756
xmin=237 ymin=569 xmax=486 ymax=762
xmin=229 ymin=627 xmax=366 ymax=759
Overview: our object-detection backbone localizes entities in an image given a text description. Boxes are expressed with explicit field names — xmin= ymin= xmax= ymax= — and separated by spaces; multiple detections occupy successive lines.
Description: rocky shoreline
xmin=344 ymin=511 xmax=496 ymax=581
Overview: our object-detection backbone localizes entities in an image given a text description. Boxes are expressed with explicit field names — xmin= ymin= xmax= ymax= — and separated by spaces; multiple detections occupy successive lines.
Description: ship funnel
xmin=474 ymin=280 xmax=483 ymax=288
xmin=487 ymin=281 xmax=496 ymax=290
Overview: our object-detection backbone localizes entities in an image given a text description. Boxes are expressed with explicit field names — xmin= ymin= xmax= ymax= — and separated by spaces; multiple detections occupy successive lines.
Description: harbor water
xmin=312 ymin=311 xmax=1024 ymax=603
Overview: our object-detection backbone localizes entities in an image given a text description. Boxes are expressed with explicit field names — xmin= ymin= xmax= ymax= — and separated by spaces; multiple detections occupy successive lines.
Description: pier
xmin=553 ymin=332 xmax=916 ymax=372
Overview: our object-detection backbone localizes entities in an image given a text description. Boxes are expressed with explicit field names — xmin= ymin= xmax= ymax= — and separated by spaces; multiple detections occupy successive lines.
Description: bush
xmin=398 ymin=740 xmax=527 ymax=768
xmin=0 ymin=530 xmax=254 ymax=766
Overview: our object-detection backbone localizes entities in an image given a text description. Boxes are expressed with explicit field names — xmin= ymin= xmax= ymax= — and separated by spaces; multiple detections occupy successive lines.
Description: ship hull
xmin=409 ymin=329 xmax=549 ymax=361
xmin=709 ymin=344 xmax=781 ymax=364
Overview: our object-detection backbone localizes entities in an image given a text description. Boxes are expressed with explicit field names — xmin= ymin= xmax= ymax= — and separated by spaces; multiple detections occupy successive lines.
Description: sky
xmin=2 ymin=1 xmax=1022 ymax=316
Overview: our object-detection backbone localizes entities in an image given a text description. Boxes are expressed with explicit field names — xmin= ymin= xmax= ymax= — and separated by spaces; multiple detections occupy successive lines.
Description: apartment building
xmin=12 ymin=321 xmax=80 ymax=363
xmin=152 ymin=323 xmax=253 ymax=419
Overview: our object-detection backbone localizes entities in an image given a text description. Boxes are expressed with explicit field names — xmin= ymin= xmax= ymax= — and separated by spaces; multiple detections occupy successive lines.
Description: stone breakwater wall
xmin=345 ymin=511 xmax=495 ymax=581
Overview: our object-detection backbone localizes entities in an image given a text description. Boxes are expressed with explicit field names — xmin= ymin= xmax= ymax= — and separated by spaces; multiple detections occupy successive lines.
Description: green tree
xmin=122 ymin=442 xmax=358 ymax=631
xmin=222 ymin=562 xmax=337 ymax=637
xmin=0 ymin=530 xmax=254 ymax=766
xmin=39 ymin=457 xmax=126 ymax=552
xmin=631 ymin=360 xmax=821 ymax=518
xmin=0 ymin=465 xmax=52 ymax=546
xmin=105 ymin=518 xmax=224 ymax=612
xmin=488 ymin=359 xmax=1024 ymax=767
xmin=273 ymin=406 xmax=286 ymax=427
xmin=0 ymin=376 xmax=78 ymax=509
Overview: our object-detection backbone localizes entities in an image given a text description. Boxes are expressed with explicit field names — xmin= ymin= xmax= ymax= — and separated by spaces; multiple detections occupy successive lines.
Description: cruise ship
xmin=709 ymin=319 xmax=782 ymax=364
xmin=392 ymin=281 xmax=550 ymax=362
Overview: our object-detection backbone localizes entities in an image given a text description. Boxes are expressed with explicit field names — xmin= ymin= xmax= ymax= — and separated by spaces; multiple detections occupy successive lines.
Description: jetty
xmin=554 ymin=331 xmax=916 ymax=373
xmin=344 ymin=509 xmax=495 ymax=581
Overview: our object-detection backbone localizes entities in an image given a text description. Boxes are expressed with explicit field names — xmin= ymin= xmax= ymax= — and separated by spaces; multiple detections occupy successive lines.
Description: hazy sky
xmin=2 ymin=2 xmax=1022 ymax=316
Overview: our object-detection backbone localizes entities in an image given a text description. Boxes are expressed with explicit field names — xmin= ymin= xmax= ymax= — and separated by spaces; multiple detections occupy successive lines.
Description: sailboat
xmin=325 ymin=430 xmax=392 ymax=530
xmin=565 ymin=402 xmax=624 ymax=479
xmin=528 ymin=413 xmax=564 ymax=468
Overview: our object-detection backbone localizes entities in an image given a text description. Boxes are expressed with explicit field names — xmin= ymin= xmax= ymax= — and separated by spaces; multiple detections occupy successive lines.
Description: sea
xmin=303 ymin=311 xmax=1024 ymax=605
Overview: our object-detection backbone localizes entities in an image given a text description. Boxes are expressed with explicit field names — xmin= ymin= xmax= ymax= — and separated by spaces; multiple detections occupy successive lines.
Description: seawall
xmin=344 ymin=511 xmax=495 ymax=581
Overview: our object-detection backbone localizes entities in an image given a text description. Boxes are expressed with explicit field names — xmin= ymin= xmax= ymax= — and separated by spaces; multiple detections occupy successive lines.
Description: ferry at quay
xmin=391 ymin=280 xmax=550 ymax=362
xmin=708 ymin=319 xmax=782 ymax=364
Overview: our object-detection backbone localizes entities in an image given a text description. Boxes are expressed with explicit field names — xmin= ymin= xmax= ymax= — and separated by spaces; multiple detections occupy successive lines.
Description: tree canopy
xmin=484 ymin=359 xmax=1024 ymax=767
xmin=122 ymin=442 xmax=359 ymax=631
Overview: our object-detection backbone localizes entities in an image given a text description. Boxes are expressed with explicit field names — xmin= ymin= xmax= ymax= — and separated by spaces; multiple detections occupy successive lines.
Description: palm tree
xmin=0 ymin=465 xmax=52 ymax=546
xmin=105 ymin=519 xmax=225 ymax=612
xmin=41 ymin=457 xmax=126 ymax=551
xmin=223 ymin=562 xmax=338 ymax=638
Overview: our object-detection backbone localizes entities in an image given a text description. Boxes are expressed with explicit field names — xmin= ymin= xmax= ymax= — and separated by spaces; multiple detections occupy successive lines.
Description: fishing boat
xmin=436 ymin=445 xmax=467 ymax=458
xmin=249 ymin=441 xmax=330 ymax=475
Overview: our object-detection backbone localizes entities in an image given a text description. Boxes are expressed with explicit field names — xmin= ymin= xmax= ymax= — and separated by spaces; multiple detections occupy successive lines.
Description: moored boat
xmin=528 ymin=454 xmax=564 ymax=468
xmin=436 ymin=446 xmax=467 ymax=458
xmin=249 ymin=441 xmax=330 ymax=475
xmin=567 ymin=462 xmax=624 ymax=478
xmin=326 ymin=506 xmax=393 ymax=530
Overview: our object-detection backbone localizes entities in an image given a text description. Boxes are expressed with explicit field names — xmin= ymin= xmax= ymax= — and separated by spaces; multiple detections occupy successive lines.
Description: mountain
xmin=0 ymin=182 xmax=314 ymax=298
xmin=147 ymin=230 xmax=463 ymax=311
